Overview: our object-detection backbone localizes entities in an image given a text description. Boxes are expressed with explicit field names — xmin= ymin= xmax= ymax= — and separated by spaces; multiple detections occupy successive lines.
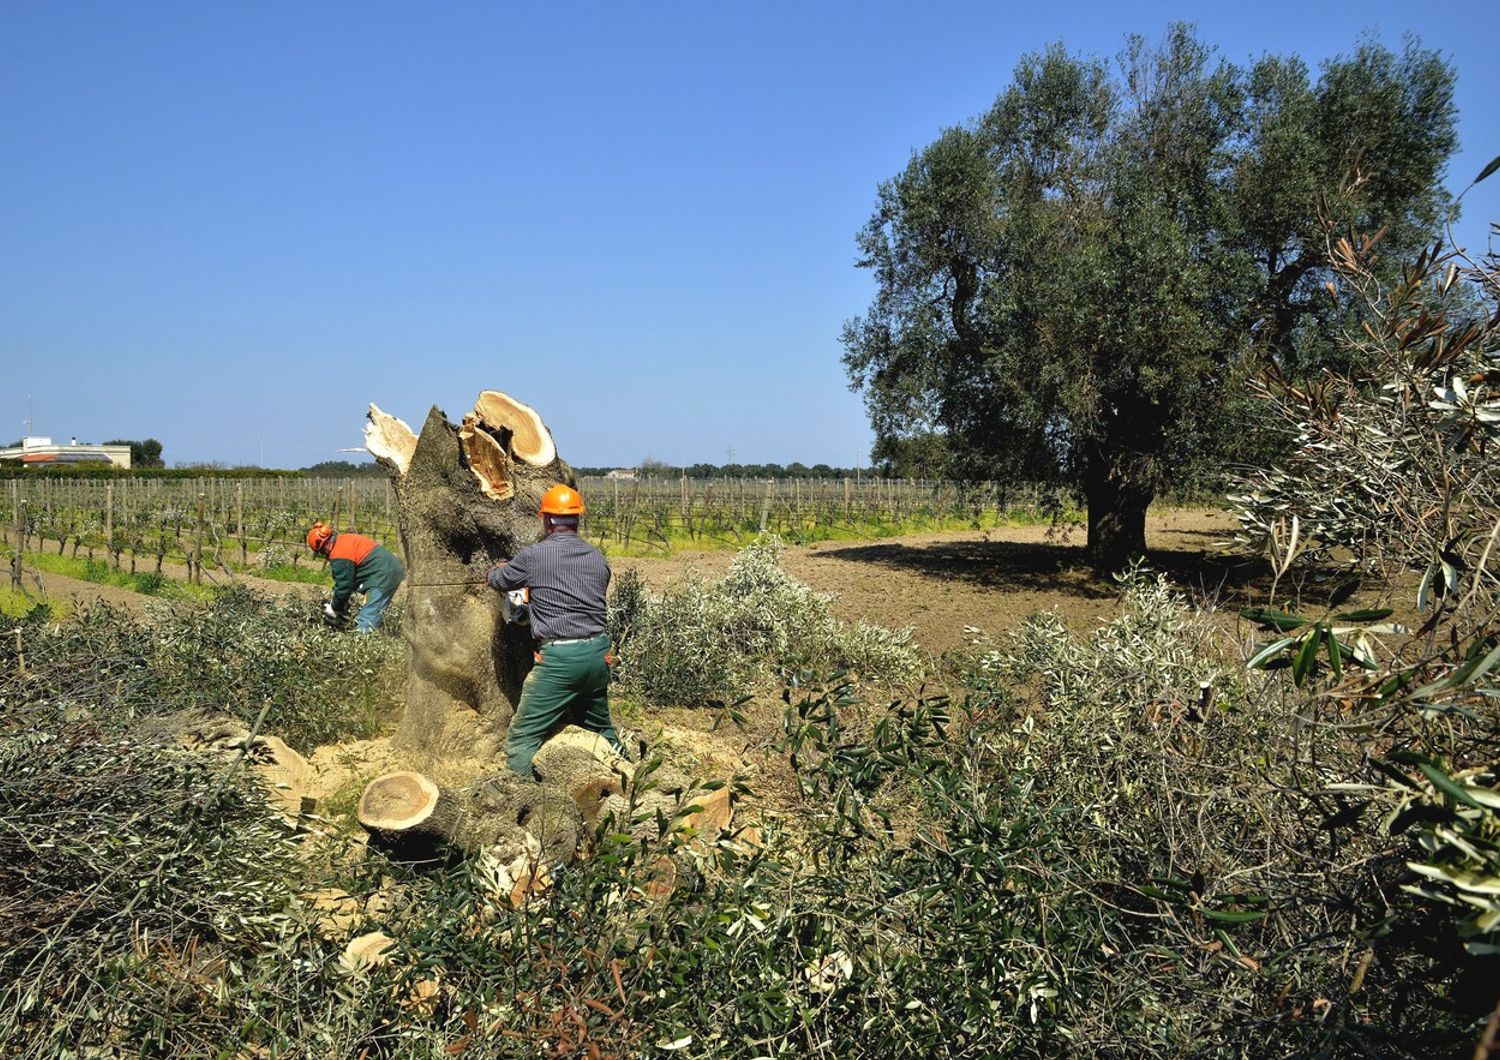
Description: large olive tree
xmin=842 ymin=26 xmax=1456 ymax=570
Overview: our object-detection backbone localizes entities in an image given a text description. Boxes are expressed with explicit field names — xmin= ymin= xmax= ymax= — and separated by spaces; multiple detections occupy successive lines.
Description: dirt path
xmin=614 ymin=507 xmax=1248 ymax=656
xmin=8 ymin=548 xmax=321 ymax=614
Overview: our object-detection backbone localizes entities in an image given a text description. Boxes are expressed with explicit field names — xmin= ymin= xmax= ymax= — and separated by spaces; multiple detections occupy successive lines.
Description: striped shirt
xmin=490 ymin=530 xmax=610 ymax=641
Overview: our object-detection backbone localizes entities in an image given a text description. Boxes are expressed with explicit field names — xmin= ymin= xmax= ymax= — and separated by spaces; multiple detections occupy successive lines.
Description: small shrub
xmin=608 ymin=535 xmax=924 ymax=705
xmin=133 ymin=570 xmax=169 ymax=596
xmin=258 ymin=543 xmax=293 ymax=570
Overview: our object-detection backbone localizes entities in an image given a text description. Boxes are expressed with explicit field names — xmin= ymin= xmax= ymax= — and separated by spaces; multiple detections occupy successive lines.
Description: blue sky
xmin=3 ymin=2 xmax=1497 ymax=469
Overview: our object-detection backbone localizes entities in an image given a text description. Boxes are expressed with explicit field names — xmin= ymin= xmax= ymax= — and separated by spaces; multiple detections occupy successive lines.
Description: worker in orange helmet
xmin=486 ymin=484 xmax=624 ymax=777
xmin=306 ymin=521 xmax=405 ymax=633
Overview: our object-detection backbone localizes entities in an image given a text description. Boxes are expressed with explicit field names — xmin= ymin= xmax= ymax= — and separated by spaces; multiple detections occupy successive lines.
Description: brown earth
xmin=614 ymin=507 xmax=1251 ymax=657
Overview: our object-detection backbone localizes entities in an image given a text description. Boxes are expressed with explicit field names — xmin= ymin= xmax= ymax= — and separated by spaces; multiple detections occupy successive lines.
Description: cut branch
xmin=364 ymin=405 xmax=418 ymax=477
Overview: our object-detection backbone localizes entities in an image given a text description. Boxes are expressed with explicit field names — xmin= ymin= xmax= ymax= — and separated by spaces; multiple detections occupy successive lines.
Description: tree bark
xmin=1083 ymin=459 xmax=1152 ymax=574
xmin=364 ymin=391 xmax=574 ymax=766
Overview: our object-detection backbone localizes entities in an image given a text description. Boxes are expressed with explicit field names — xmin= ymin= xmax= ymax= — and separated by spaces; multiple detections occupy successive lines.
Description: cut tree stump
xmin=364 ymin=390 xmax=574 ymax=765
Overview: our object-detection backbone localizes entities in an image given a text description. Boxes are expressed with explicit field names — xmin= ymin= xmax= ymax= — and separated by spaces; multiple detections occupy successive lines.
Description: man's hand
xmin=321 ymin=600 xmax=344 ymax=628
xmin=485 ymin=562 xmax=508 ymax=590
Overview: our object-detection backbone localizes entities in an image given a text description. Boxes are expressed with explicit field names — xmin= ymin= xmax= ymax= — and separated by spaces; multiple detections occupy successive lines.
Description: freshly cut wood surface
xmin=472 ymin=390 xmax=556 ymax=467
xmin=364 ymin=404 xmax=418 ymax=476
xmin=357 ymin=771 xmax=440 ymax=831
xmin=459 ymin=413 xmax=514 ymax=501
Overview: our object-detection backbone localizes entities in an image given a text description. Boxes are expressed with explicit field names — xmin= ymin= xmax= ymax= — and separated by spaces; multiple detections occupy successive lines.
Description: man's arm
xmin=487 ymin=548 xmax=531 ymax=592
xmin=330 ymin=558 xmax=356 ymax=611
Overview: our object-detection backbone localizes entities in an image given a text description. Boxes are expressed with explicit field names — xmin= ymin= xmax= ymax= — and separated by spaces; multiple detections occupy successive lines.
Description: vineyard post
xmin=10 ymin=494 xmax=23 ymax=589
xmin=236 ymin=482 xmax=246 ymax=566
xmin=384 ymin=479 xmax=391 ymax=538
xmin=759 ymin=478 xmax=772 ymax=533
xmin=347 ymin=478 xmax=356 ymax=531
xmin=332 ymin=486 xmax=344 ymax=529
xmin=625 ymin=478 xmax=640 ymax=548
xmin=194 ymin=492 xmax=205 ymax=584
xmin=105 ymin=482 xmax=114 ymax=569
xmin=680 ymin=474 xmax=689 ymax=540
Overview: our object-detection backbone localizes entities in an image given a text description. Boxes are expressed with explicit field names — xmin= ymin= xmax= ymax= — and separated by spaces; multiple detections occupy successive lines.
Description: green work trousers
xmin=506 ymin=633 xmax=621 ymax=778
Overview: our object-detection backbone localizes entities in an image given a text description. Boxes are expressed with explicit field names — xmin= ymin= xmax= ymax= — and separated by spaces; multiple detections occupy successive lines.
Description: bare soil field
xmin=616 ymin=506 xmax=1249 ymax=656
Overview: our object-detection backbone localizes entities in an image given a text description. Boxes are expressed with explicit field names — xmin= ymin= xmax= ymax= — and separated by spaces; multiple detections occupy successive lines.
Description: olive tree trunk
xmin=1083 ymin=461 xmax=1153 ymax=574
xmin=364 ymin=390 xmax=573 ymax=766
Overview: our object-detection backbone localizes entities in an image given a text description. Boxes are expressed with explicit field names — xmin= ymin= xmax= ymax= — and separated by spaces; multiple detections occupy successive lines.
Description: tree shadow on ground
xmin=817 ymin=536 xmax=1271 ymax=604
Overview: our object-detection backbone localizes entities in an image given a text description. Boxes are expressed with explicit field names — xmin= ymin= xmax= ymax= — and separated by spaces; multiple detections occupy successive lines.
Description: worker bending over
xmin=487 ymin=484 xmax=624 ymax=777
xmin=306 ymin=522 xmax=405 ymax=633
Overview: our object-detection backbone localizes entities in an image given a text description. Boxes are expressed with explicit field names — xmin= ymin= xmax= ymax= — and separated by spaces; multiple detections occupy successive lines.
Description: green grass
xmin=0 ymin=584 xmax=70 ymax=620
xmin=238 ymin=561 xmax=331 ymax=586
xmin=12 ymin=549 xmax=215 ymax=601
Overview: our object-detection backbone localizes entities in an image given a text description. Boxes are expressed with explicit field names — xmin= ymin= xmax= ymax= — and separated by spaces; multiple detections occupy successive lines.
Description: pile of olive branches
xmin=0 ymin=585 xmax=403 ymax=750
xmin=1221 ymin=228 xmax=1500 ymax=1050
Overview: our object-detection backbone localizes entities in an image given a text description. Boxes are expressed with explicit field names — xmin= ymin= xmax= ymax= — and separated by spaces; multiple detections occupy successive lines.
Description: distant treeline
xmin=573 ymin=462 xmax=870 ymax=480
xmin=1 ymin=458 xmax=877 ymax=482
xmin=0 ymin=463 xmax=302 ymax=481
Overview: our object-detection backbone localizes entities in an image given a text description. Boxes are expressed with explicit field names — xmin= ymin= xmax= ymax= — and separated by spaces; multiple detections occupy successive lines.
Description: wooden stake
xmin=10 ymin=495 xmax=23 ymax=589
xmin=194 ymin=492 xmax=205 ymax=584
xmin=105 ymin=483 xmax=115 ymax=569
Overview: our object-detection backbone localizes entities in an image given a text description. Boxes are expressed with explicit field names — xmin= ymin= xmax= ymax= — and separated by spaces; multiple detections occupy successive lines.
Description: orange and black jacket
xmin=326 ymin=533 xmax=404 ymax=611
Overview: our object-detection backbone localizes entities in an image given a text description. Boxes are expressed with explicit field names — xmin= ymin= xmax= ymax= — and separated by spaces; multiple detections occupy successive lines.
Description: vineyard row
xmin=1 ymin=475 xmax=1068 ymax=580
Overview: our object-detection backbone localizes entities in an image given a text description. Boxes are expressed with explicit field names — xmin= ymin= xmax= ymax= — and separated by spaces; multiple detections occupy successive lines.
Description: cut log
xmin=356 ymin=767 xmax=584 ymax=865
xmin=365 ymin=390 xmax=575 ymax=763
xmin=341 ymin=931 xmax=396 ymax=973
xmin=357 ymin=771 xmax=447 ymax=834
xmin=356 ymin=771 xmax=462 ymax=861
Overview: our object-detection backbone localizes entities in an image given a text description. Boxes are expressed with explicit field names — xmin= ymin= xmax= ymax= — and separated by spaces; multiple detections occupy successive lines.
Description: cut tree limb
xmin=459 ymin=413 xmax=514 ymax=501
xmin=364 ymin=405 xmax=418 ymax=477
xmin=356 ymin=767 xmax=583 ymax=864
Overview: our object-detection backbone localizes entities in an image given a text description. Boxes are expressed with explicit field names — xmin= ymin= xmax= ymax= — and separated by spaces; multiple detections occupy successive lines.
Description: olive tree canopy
xmin=842 ymin=26 xmax=1456 ymax=570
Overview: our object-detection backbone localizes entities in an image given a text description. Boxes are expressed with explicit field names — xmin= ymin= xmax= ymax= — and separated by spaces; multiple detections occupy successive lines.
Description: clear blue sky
xmin=3 ymin=1 xmax=1497 ymax=469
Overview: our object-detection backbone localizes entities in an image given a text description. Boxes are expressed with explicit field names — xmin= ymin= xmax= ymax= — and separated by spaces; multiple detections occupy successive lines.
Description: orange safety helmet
xmin=538 ymin=484 xmax=585 ymax=516
xmin=306 ymin=521 xmax=335 ymax=553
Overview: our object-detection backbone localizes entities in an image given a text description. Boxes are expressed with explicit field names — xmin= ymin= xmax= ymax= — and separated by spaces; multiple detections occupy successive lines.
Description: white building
xmin=0 ymin=436 xmax=132 ymax=468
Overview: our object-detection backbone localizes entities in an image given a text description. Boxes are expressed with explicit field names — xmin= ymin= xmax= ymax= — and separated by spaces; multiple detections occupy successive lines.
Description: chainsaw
xmin=499 ymin=587 xmax=530 ymax=627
